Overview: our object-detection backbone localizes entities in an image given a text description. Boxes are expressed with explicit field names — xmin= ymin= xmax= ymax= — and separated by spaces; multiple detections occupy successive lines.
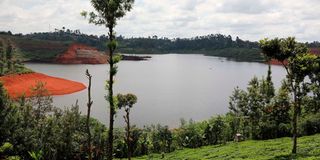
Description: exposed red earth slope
xmin=268 ymin=48 xmax=320 ymax=65
xmin=310 ymin=48 xmax=320 ymax=55
xmin=0 ymin=73 xmax=86 ymax=99
xmin=268 ymin=59 xmax=288 ymax=65
xmin=55 ymin=44 xmax=108 ymax=64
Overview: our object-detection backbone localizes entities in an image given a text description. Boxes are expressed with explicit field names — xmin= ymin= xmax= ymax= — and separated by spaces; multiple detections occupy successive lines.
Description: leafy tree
xmin=113 ymin=128 xmax=126 ymax=158
xmin=259 ymin=81 xmax=291 ymax=139
xmin=0 ymin=39 xmax=5 ymax=75
xmin=81 ymin=0 xmax=135 ymax=159
xmin=228 ymin=73 xmax=292 ymax=140
xmin=28 ymin=81 xmax=53 ymax=120
xmin=117 ymin=93 xmax=137 ymax=160
xmin=300 ymin=113 xmax=320 ymax=136
xmin=137 ymin=127 xmax=150 ymax=156
xmin=129 ymin=126 xmax=143 ymax=156
xmin=306 ymin=56 xmax=320 ymax=113
xmin=159 ymin=126 xmax=173 ymax=153
xmin=148 ymin=124 xmax=173 ymax=153
xmin=287 ymin=53 xmax=318 ymax=153
xmin=269 ymin=82 xmax=291 ymax=125
xmin=5 ymin=41 xmax=13 ymax=72
xmin=229 ymin=87 xmax=249 ymax=117
xmin=176 ymin=120 xmax=204 ymax=148
xmin=26 ymin=82 xmax=55 ymax=157
xmin=0 ymin=82 xmax=11 ymax=143
xmin=246 ymin=77 xmax=264 ymax=139
xmin=57 ymin=103 xmax=82 ymax=160
xmin=228 ymin=87 xmax=250 ymax=138
xmin=260 ymin=65 xmax=275 ymax=104
xmin=259 ymin=37 xmax=316 ymax=153
xmin=89 ymin=118 xmax=108 ymax=160
xmin=204 ymin=116 xmax=226 ymax=145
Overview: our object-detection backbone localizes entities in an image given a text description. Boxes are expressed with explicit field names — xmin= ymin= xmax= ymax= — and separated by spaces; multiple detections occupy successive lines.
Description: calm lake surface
xmin=26 ymin=54 xmax=286 ymax=127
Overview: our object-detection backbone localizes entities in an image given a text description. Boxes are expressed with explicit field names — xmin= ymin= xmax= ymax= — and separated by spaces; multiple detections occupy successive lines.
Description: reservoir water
xmin=26 ymin=54 xmax=286 ymax=127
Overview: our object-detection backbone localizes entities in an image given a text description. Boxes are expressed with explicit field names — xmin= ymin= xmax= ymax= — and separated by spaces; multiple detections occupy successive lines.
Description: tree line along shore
xmin=1 ymin=30 xmax=319 ymax=64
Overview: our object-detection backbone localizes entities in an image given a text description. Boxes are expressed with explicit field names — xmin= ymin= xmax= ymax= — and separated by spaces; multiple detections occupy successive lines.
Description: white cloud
xmin=215 ymin=0 xmax=277 ymax=14
xmin=0 ymin=0 xmax=319 ymax=42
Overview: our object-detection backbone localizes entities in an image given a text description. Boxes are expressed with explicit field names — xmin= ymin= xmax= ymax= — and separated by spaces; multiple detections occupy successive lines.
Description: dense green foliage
xmin=0 ymin=82 xmax=108 ymax=160
xmin=229 ymin=78 xmax=292 ymax=140
xmin=0 ymin=38 xmax=33 ymax=75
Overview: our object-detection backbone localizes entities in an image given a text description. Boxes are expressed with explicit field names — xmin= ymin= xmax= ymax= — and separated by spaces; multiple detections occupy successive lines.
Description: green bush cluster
xmin=0 ymin=38 xmax=33 ymax=76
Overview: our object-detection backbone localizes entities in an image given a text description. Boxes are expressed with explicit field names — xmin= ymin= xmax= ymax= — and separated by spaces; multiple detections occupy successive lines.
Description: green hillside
xmin=0 ymin=34 xmax=70 ymax=62
xmin=1 ymin=31 xmax=320 ymax=63
xmin=135 ymin=134 xmax=320 ymax=160
xmin=0 ymin=31 xmax=265 ymax=62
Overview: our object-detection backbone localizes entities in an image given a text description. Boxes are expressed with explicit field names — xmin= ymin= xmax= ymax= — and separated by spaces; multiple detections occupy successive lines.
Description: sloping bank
xmin=0 ymin=73 xmax=86 ymax=98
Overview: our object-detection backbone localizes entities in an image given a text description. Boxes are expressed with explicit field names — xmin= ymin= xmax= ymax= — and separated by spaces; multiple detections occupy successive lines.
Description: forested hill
xmin=1 ymin=30 xmax=320 ymax=62
xmin=118 ymin=35 xmax=264 ymax=62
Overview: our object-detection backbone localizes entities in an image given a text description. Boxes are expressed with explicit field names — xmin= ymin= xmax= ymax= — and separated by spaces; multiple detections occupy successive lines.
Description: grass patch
xmin=133 ymin=134 xmax=320 ymax=160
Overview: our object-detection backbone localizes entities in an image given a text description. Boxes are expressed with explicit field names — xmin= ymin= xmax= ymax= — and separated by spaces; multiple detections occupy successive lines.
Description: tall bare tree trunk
xmin=292 ymin=93 xmax=300 ymax=154
xmin=86 ymin=69 xmax=93 ymax=160
xmin=107 ymin=26 xmax=115 ymax=160
xmin=282 ymin=63 xmax=299 ymax=154
xmin=292 ymin=105 xmax=298 ymax=154
xmin=124 ymin=108 xmax=131 ymax=160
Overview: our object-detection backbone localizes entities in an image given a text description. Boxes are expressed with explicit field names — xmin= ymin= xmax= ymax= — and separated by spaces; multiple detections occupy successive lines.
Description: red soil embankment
xmin=310 ymin=48 xmax=320 ymax=55
xmin=56 ymin=44 xmax=108 ymax=64
xmin=268 ymin=59 xmax=288 ymax=65
xmin=0 ymin=73 xmax=86 ymax=98
xmin=268 ymin=48 xmax=320 ymax=65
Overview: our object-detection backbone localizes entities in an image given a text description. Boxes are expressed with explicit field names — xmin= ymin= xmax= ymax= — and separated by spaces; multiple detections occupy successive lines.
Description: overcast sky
xmin=0 ymin=0 xmax=319 ymax=42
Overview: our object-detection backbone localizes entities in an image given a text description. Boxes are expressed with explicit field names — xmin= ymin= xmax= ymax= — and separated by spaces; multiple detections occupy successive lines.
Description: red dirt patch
xmin=0 ymin=73 xmax=86 ymax=98
xmin=310 ymin=48 xmax=320 ymax=55
xmin=56 ymin=43 xmax=108 ymax=64
xmin=268 ymin=49 xmax=319 ymax=65
xmin=268 ymin=59 xmax=288 ymax=65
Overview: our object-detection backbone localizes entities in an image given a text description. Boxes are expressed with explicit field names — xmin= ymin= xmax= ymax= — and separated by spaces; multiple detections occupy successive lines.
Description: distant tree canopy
xmin=7 ymin=29 xmax=258 ymax=51
xmin=0 ymin=30 xmax=263 ymax=62
xmin=1 ymin=29 xmax=319 ymax=62
xmin=1 ymin=30 xmax=320 ymax=51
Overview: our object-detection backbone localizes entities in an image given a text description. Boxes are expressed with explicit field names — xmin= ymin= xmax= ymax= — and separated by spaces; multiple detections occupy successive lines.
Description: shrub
xmin=300 ymin=114 xmax=320 ymax=136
